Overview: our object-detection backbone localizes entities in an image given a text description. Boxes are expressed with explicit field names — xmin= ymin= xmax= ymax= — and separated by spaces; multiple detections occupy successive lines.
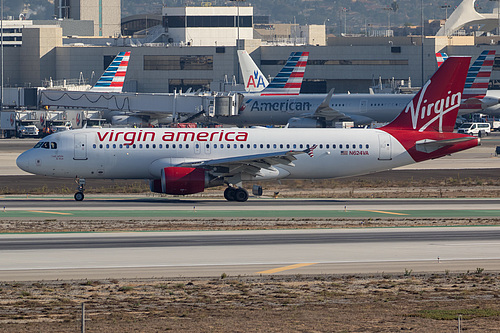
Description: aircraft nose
xmin=16 ymin=152 xmax=31 ymax=173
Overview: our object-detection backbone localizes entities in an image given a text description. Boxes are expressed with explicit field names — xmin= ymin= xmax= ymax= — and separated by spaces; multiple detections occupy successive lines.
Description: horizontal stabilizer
xmin=415 ymin=136 xmax=478 ymax=153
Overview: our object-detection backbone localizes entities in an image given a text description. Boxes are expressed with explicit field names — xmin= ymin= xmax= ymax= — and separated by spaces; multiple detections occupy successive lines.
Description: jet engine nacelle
xmin=287 ymin=117 xmax=326 ymax=128
xmin=111 ymin=115 xmax=148 ymax=126
xmin=150 ymin=167 xmax=207 ymax=195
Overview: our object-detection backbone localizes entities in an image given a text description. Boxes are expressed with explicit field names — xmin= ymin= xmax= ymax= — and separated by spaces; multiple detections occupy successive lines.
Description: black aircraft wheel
xmin=234 ymin=188 xmax=249 ymax=202
xmin=224 ymin=187 xmax=236 ymax=201
xmin=74 ymin=192 xmax=85 ymax=201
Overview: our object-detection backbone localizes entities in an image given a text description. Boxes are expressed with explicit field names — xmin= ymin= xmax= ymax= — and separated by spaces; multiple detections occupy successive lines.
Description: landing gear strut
xmin=74 ymin=178 xmax=86 ymax=201
xmin=224 ymin=186 xmax=248 ymax=202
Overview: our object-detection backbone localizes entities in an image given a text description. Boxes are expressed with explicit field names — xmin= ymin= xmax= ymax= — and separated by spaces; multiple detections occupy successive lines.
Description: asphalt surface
xmin=2 ymin=228 xmax=500 ymax=251
xmin=1 ymin=227 xmax=499 ymax=280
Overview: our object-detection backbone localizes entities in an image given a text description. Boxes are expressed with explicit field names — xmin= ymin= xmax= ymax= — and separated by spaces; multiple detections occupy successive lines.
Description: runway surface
xmin=1 ymin=196 xmax=500 ymax=218
xmin=1 ymin=227 xmax=499 ymax=281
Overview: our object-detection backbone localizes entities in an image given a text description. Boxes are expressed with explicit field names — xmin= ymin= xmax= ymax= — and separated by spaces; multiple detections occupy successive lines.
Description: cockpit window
xmin=34 ymin=142 xmax=43 ymax=148
xmin=50 ymin=142 xmax=57 ymax=149
xmin=41 ymin=142 xmax=50 ymax=149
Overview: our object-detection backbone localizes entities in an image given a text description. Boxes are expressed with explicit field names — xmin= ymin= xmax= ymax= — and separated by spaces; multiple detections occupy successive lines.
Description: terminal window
xmin=163 ymin=15 xmax=252 ymax=28
xmin=144 ymin=55 xmax=213 ymax=70
xmin=169 ymin=79 xmax=211 ymax=93
xmin=262 ymin=59 xmax=408 ymax=66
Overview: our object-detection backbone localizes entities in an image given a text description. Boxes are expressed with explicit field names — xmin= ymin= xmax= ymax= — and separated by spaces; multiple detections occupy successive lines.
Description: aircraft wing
xmin=415 ymin=137 xmax=477 ymax=153
xmin=178 ymin=146 xmax=317 ymax=177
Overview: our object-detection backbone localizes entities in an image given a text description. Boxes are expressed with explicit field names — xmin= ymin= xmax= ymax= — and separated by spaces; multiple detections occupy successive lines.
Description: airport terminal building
xmin=1 ymin=3 xmax=500 ymax=97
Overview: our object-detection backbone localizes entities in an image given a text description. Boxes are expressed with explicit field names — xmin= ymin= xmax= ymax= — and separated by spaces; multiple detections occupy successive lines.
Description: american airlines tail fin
xmin=260 ymin=51 xmax=309 ymax=96
xmin=382 ymin=56 xmax=470 ymax=133
xmin=238 ymin=50 xmax=269 ymax=93
xmin=90 ymin=51 xmax=131 ymax=93
xmin=436 ymin=52 xmax=448 ymax=68
xmin=462 ymin=50 xmax=495 ymax=100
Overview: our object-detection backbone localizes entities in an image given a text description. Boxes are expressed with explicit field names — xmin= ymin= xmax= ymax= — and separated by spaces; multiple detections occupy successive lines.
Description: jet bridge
xmin=40 ymin=90 xmax=211 ymax=121
xmin=211 ymin=93 xmax=244 ymax=117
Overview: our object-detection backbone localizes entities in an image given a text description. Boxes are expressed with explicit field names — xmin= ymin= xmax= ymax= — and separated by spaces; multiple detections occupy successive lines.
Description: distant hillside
xmin=121 ymin=0 xmax=497 ymax=34
xmin=9 ymin=0 xmax=500 ymax=35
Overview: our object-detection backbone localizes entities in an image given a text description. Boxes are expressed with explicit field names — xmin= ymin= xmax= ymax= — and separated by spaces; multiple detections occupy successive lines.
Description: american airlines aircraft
xmin=89 ymin=51 xmax=131 ymax=93
xmin=17 ymin=57 xmax=478 ymax=202
xmin=238 ymin=50 xmax=309 ymax=94
xmin=216 ymin=50 xmax=495 ymax=127
xmin=238 ymin=50 xmax=269 ymax=92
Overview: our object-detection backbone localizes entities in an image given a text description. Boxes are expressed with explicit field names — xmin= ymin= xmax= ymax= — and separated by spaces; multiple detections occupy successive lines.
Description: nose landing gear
xmin=74 ymin=178 xmax=86 ymax=201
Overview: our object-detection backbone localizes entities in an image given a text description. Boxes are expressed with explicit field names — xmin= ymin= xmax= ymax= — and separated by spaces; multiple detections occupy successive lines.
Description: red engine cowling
xmin=150 ymin=167 xmax=206 ymax=195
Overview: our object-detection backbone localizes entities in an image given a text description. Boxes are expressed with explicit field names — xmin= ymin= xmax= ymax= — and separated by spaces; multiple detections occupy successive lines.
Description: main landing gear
xmin=74 ymin=178 xmax=86 ymax=201
xmin=224 ymin=186 xmax=249 ymax=202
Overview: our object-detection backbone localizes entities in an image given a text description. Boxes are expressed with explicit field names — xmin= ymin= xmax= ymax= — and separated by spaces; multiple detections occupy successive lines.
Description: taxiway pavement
xmin=0 ymin=227 xmax=499 ymax=281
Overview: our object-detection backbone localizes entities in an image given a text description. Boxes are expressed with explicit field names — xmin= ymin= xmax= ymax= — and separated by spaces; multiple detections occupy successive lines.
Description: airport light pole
xmin=421 ymin=0 xmax=424 ymax=87
xmin=230 ymin=0 xmax=245 ymax=46
xmin=441 ymin=4 xmax=451 ymax=36
xmin=383 ymin=6 xmax=393 ymax=37
xmin=1 ymin=0 xmax=3 ymax=111
xmin=341 ymin=8 xmax=348 ymax=35
xmin=489 ymin=0 xmax=500 ymax=35
xmin=324 ymin=18 xmax=330 ymax=35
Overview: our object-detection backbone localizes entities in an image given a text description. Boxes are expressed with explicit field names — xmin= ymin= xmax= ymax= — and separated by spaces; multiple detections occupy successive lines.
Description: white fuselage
xmin=216 ymin=92 xmax=482 ymax=126
xmin=217 ymin=93 xmax=415 ymax=126
xmin=16 ymin=127 xmax=414 ymax=182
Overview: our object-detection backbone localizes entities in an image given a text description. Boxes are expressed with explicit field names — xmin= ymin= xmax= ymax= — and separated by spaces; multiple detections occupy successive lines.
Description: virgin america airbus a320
xmin=17 ymin=57 xmax=478 ymax=202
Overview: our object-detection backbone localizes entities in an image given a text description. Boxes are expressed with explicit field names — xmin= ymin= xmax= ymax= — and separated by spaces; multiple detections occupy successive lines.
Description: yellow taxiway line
xmin=27 ymin=210 xmax=73 ymax=216
xmin=362 ymin=210 xmax=409 ymax=216
xmin=257 ymin=263 xmax=317 ymax=274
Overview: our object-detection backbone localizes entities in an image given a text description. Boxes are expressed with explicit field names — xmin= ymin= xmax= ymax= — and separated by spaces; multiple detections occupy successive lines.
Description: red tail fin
xmin=382 ymin=57 xmax=470 ymax=133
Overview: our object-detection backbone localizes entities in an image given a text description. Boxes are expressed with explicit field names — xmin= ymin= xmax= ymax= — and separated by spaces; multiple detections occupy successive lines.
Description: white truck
xmin=457 ymin=122 xmax=491 ymax=136
xmin=0 ymin=111 xmax=16 ymax=138
xmin=488 ymin=119 xmax=500 ymax=132
xmin=18 ymin=124 xmax=40 ymax=138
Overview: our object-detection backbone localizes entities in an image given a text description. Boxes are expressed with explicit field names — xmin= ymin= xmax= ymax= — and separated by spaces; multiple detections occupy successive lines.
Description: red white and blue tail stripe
xmin=462 ymin=50 xmax=495 ymax=100
xmin=260 ymin=52 xmax=309 ymax=96
xmin=90 ymin=51 xmax=131 ymax=93
xmin=436 ymin=52 xmax=448 ymax=68
xmin=460 ymin=50 xmax=495 ymax=112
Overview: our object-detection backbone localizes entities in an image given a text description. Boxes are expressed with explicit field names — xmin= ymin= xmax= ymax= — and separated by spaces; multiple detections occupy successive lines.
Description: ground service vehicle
xmin=457 ymin=122 xmax=491 ymax=136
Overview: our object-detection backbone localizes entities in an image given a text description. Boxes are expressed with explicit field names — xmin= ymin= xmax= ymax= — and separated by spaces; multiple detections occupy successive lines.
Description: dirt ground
xmin=1 ymin=273 xmax=500 ymax=332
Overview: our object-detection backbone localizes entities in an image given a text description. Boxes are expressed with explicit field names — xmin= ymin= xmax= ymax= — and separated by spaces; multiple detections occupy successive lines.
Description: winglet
xmin=304 ymin=144 xmax=318 ymax=157
xmin=90 ymin=51 xmax=131 ymax=93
